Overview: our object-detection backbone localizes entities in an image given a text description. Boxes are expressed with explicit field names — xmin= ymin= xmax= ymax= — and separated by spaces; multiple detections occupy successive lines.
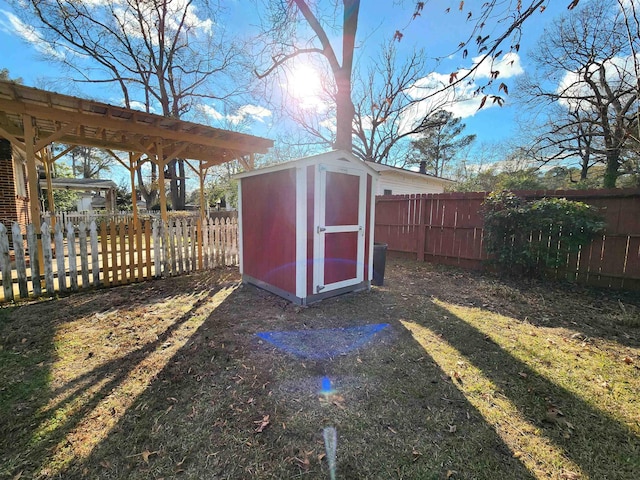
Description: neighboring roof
xmin=39 ymin=177 xmax=117 ymax=191
xmin=0 ymin=80 xmax=273 ymax=166
xmin=233 ymin=150 xmax=380 ymax=179
xmin=366 ymin=161 xmax=454 ymax=184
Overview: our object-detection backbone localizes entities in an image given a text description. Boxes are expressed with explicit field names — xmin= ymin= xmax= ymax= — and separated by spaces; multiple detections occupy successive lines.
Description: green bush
xmin=482 ymin=191 xmax=605 ymax=276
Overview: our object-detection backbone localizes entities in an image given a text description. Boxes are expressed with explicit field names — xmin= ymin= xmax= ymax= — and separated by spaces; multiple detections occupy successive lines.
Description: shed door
xmin=314 ymin=164 xmax=367 ymax=294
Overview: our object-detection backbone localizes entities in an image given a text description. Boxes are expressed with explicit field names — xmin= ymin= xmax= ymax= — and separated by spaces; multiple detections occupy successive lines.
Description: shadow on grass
xmin=5 ymin=258 xmax=637 ymax=479
xmin=400 ymin=296 xmax=640 ymax=479
xmin=0 ymin=273 xmax=233 ymax=479
xmin=393 ymin=257 xmax=640 ymax=349
xmin=61 ymin=283 xmax=542 ymax=480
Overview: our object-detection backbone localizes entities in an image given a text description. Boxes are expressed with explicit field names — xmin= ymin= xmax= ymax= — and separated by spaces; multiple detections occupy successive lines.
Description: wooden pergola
xmin=0 ymin=80 xmax=273 ymax=232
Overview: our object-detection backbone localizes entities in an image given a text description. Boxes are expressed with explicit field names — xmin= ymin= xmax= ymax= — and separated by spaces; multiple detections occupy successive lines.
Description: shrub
xmin=482 ymin=191 xmax=605 ymax=276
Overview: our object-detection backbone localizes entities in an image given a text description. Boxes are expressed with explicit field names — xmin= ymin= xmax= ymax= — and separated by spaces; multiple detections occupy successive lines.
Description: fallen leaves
xmin=253 ymin=414 xmax=270 ymax=433
xmin=623 ymin=356 xmax=633 ymax=365
xmin=126 ymin=450 xmax=159 ymax=464
xmin=543 ymin=404 xmax=574 ymax=433
xmin=141 ymin=450 xmax=157 ymax=464
xmin=560 ymin=471 xmax=581 ymax=479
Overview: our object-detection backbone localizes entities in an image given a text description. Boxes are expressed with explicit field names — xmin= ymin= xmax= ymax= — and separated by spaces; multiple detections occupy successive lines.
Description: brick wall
xmin=0 ymin=138 xmax=20 ymax=226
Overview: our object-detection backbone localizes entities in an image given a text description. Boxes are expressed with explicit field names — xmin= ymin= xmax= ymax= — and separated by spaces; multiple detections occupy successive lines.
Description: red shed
xmin=235 ymin=150 xmax=379 ymax=305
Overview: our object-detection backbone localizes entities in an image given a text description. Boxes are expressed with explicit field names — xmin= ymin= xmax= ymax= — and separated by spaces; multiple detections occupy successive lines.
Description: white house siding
xmin=376 ymin=172 xmax=449 ymax=196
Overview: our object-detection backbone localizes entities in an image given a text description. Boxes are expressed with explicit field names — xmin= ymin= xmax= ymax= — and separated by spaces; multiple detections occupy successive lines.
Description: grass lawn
xmin=1 ymin=258 xmax=639 ymax=479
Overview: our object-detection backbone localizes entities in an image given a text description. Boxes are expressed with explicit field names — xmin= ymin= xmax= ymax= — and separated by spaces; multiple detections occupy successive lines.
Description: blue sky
xmin=0 ymin=0 xmax=572 ymax=173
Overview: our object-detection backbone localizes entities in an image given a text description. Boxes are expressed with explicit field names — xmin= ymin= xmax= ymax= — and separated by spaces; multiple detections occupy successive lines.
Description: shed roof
xmin=233 ymin=150 xmax=379 ymax=179
xmin=366 ymin=162 xmax=454 ymax=184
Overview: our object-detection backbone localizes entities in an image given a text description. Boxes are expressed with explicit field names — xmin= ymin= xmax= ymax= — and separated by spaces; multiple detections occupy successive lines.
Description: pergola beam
xmin=0 ymin=98 xmax=270 ymax=159
xmin=0 ymin=80 xmax=273 ymax=228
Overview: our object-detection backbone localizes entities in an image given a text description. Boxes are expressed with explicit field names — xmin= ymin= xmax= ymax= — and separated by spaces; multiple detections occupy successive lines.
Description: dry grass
xmin=1 ymin=259 xmax=639 ymax=479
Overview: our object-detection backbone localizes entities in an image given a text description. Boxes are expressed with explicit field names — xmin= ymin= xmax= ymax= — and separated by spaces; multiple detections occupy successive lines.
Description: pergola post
xmin=43 ymin=148 xmax=56 ymax=228
xmin=156 ymin=140 xmax=168 ymax=224
xmin=199 ymin=164 xmax=207 ymax=223
xmin=129 ymin=153 xmax=139 ymax=225
xmin=23 ymin=114 xmax=41 ymax=234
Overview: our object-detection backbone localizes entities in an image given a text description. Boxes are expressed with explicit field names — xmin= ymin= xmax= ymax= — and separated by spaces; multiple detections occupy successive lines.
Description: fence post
xmin=41 ymin=222 xmax=55 ymax=295
xmin=197 ymin=216 xmax=204 ymax=270
xmin=201 ymin=218 xmax=209 ymax=270
xmin=416 ymin=195 xmax=426 ymax=262
xmin=152 ymin=218 xmax=161 ymax=278
xmin=90 ymin=221 xmax=100 ymax=286
xmin=168 ymin=219 xmax=176 ymax=275
xmin=175 ymin=218 xmax=184 ymax=275
xmin=26 ymin=223 xmax=41 ymax=297
xmin=189 ymin=219 xmax=197 ymax=272
xmin=54 ymin=222 xmax=67 ymax=292
xmin=79 ymin=221 xmax=90 ymax=289
xmin=0 ymin=223 xmax=13 ymax=301
xmin=12 ymin=223 xmax=29 ymax=298
xmin=98 ymin=221 xmax=108 ymax=286
xmin=67 ymin=222 xmax=79 ymax=291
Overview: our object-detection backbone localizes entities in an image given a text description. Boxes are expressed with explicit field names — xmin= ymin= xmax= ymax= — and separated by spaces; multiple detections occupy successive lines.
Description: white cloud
xmin=197 ymin=104 xmax=224 ymax=121
xmin=227 ymin=104 xmax=272 ymax=124
xmin=0 ymin=10 xmax=63 ymax=59
xmin=470 ymin=52 xmax=524 ymax=79
xmin=395 ymin=52 xmax=524 ymax=135
xmin=126 ymin=100 xmax=156 ymax=113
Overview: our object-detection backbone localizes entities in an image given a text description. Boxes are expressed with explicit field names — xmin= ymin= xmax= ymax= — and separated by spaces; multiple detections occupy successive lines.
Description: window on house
xmin=13 ymin=155 xmax=27 ymax=197
xmin=383 ymin=189 xmax=392 ymax=195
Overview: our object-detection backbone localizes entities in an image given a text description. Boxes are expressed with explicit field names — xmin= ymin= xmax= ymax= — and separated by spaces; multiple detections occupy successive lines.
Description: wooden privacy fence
xmin=375 ymin=188 xmax=640 ymax=290
xmin=0 ymin=216 xmax=238 ymax=303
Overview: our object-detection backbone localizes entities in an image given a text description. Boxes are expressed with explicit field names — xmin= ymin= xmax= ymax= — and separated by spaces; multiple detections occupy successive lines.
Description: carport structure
xmin=0 ymin=80 xmax=273 ymax=233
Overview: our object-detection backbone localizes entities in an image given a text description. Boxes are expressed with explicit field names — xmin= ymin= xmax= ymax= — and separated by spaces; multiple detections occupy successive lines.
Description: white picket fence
xmin=0 ymin=216 xmax=238 ymax=302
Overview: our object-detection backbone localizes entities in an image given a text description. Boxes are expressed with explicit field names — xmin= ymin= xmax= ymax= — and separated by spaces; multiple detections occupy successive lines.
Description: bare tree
xmin=351 ymin=45 xmax=454 ymax=165
xmin=618 ymin=0 xmax=640 ymax=146
xmin=518 ymin=0 xmax=639 ymax=188
xmin=522 ymin=103 xmax=606 ymax=181
xmin=14 ymin=0 xmax=246 ymax=209
xmin=255 ymin=0 xmax=551 ymax=153
xmin=66 ymin=146 xmax=113 ymax=179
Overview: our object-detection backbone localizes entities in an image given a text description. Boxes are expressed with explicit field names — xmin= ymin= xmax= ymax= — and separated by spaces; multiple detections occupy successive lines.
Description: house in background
xmin=40 ymin=178 xmax=117 ymax=213
xmin=367 ymin=161 xmax=453 ymax=195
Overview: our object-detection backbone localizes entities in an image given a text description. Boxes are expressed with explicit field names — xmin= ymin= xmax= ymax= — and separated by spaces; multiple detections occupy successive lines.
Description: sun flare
xmin=287 ymin=64 xmax=326 ymax=109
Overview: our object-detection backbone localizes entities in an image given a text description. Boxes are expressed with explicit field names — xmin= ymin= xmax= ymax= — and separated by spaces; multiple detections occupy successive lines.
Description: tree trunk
xmin=604 ymin=151 xmax=620 ymax=188
xmin=137 ymin=163 xmax=158 ymax=207
xmin=334 ymin=68 xmax=354 ymax=151
xmin=334 ymin=0 xmax=359 ymax=152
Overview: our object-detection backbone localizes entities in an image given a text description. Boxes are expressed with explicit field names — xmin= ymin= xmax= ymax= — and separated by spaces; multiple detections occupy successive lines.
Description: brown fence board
xmin=375 ymin=188 xmax=640 ymax=291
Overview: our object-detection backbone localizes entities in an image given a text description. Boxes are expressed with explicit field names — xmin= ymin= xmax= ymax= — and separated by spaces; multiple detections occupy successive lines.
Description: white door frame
xmin=313 ymin=164 xmax=367 ymax=294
